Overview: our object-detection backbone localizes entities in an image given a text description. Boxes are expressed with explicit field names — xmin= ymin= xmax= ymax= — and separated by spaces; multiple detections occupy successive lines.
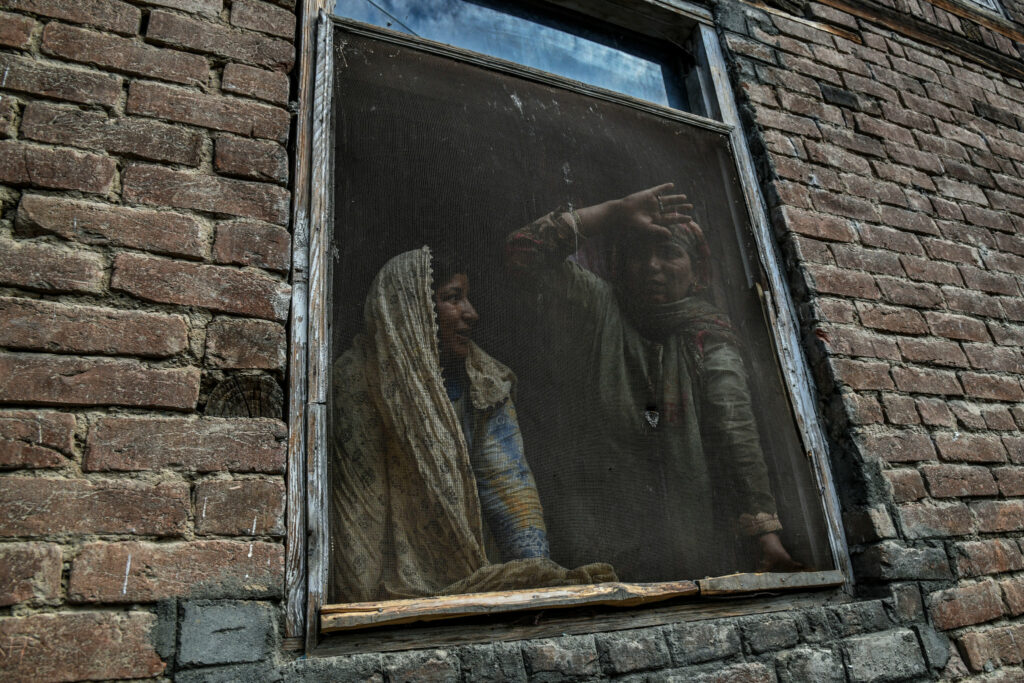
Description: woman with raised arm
xmin=506 ymin=184 xmax=800 ymax=580
xmin=329 ymin=247 xmax=615 ymax=603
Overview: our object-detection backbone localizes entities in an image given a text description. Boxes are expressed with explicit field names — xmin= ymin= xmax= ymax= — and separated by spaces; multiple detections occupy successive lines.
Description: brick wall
xmin=1 ymin=0 xmax=1024 ymax=680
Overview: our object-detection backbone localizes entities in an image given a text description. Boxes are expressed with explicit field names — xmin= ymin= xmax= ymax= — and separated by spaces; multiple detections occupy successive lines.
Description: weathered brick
xmin=921 ymin=463 xmax=998 ymax=498
xmin=776 ymin=647 xmax=844 ymax=683
xmin=994 ymin=466 xmax=1024 ymax=496
xmin=843 ymin=629 xmax=927 ymax=682
xmin=147 ymin=10 xmax=294 ymax=71
xmin=0 ymin=140 xmax=115 ymax=194
xmin=523 ymin=636 xmax=602 ymax=679
xmin=122 ymin=163 xmax=290 ymax=225
xmin=205 ymin=318 xmax=286 ymax=369
xmin=595 ymin=628 xmax=670 ymax=674
xmin=0 ymin=9 xmax=36 ymax=48
xmin=0 ymin=354 xmax=200 ymax=410
xmin=2 ymin=0 xmax=140 ymax=35
xmin=876 ymin=276 xmax=943 ymax=308
xmin=143 ymin=0 xmax=222 ymax=15
xmin=853 ymin=542 xmax=950 ymax=580
xmin=892 ymin=366 xmax=963 ymax=396
xmin=901 ymin=255 xmax=963 ymax=286
xmin=857 ymin=303 xmax=926 ymax=334
xmin=885 ymin=468 xmax=926 ymax=502
xmin=0 ymin=477 xmax=188 ymax=536
xmin=963 ymin=344 xmax=1023 ymax=373
xmin=212 ymin=219 xmax=290 ymax=272
xmin=815 ymin=325 xmax=899 ymax=360
xmin=898 ymin=501 xmax=975 ymax=538
xmin=221 ymin=62 xmax=290 ymax=104
xmin=0 ymin=410 xmax=74 ymax=469
xmin=920 ymin=238 xmax=979 ymax=266
xmin=756 ymin=108 xmax=821 ymax=138
xmin=775 ymin=206 xmax=857 ymax=243
xmin=22 ymin=101 xmax=202 ymax=167
xmin=127 ymin=81 xmax=289 ymax=143
xmin=960 ymin=266 xmax=1020 ymax=297
xmin=804 ymin=265 xmax=880 ymax=299
xmin=935 ymin=432 xmax=1007 ymax=463
xmin=0 ymin=542 xmax=62 ymax=606
xmin=857 ymin=429 xmax=935 ymax=462
xmin=854 ymin=113 xmax=915 ymax=146
xmin=999 ymin=576 xmax=1024 ymax=616
xmin=960 ymin=372 xmax=1024 ymax=402
xmin=942 ymin=286 xmax=1004 ymax=319
xmin=41 ymin=22 xmax=208 ymax=86
xmin=667 ymin=619 xmax=741 ymax=664
xmin=0 ymin=97 xmax=16 ymax=139
xmin=111 ymin=253 xmax=290 ymax=321
xmin=382 ymin=650 xmax=459 ymax=683
xmin=811 ymin=190 xmax=879 ymax=222
xmin=741 ymin=615 xmax=799 ymax=653
xmin=0 ymin=239 xmax=105 ymax=294
xmin=0 ymin=297 xmax=188 ymax=357
xmin=990 ymin=322 xmax=1024 ymax=347
xmin=215 ymin=134 xmax=288 ymax=184
xmin=928 ymin=581 xmax=1004 ymax=630
xmin=16 ymin=194 xmax=207 ymax=259
xmin=972 ymin=500 xmax=1024 ymax=533
xmin=953 ymin=540 xmax=1024 ymax=577
xmin=230 ymin=0 xmax=295 ymax=39
xmin=68 ymin=540 xmax=283 ymax=602
xmin=832 ymin=245 xmax=904 ymax=276
xmin=897 ymin=338 xmax=968 ymax=368
xmin=841 ymin=391 xmax=884 ymax=424
xmin=831 ymin=359 xmax=894 ymax=390
xmin=916 ymin=397 xmax=956 ymax=427
xmin=194 ymin=479 xmax=285 ymax=536
xmin=958 ymin=625 xmax=1024 ymax=672
xmin=0 ymin=612 xmax=165 ymax=681
xmin=86 ymin=417 xmax=286 ymax=472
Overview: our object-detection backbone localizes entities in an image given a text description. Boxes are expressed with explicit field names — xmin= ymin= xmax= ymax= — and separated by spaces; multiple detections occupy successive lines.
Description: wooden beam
xmin=321 ymin=581 xmax=700 ymax=632
xmin=698 ymin=570 xmax=845 ymax=596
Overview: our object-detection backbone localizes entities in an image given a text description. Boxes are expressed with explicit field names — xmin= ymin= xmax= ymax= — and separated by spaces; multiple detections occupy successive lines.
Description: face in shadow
xmin=620 ymin=236 xmax=695 ymax=306
xmin=434 ymin=273 xmax=479 ymax=364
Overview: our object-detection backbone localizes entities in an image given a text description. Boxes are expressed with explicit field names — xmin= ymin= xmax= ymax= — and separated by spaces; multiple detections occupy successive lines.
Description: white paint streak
xmin=201 ymin=496 xmax=207 ymax=518
xmin=247 ymin=543 xmax=253 ymax=558
xmin=1 ymin=66 xmax=9 ymax=88
xmin=250 ymin=515 xmax=258 ymax=535
xmin=121 ymin=554 xmax=132 ymax=595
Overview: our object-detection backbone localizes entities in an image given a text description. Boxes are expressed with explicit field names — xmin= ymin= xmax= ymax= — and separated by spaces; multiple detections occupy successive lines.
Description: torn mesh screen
xmin=327 ymin=26 xmax=834 ymax=604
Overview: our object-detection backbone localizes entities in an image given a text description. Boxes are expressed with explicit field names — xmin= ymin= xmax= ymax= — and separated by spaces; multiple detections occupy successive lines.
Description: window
xmin=292 ymin=0 xmax=849 ymax=647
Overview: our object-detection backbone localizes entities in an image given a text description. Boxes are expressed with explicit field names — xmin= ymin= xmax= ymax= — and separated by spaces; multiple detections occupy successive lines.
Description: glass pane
xmin=332 ymin=0 xmax=689 ymax=109
xmin=328 ymin=26 xmax=833 ymax=604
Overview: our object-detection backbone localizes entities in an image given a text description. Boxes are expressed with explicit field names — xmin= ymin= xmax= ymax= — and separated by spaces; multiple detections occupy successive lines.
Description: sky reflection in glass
xmin=333 ymin=0 xmax=685 ymax=108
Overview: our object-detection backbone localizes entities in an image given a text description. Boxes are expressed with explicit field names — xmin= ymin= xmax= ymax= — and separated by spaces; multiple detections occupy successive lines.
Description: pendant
xmin=644 ymin=409 xmax=660 ymax=428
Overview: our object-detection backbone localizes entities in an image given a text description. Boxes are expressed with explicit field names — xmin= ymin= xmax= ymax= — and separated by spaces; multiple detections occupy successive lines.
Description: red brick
xmin=957 ymin=626 xmax=1024 ymax=672
xmin=756 ymin=108 xmax=821 ymax=137
xmin=901 ymin=255 xmax=964 ymax=286
xmin=960 ymin=372 xmax=1024 ymax=402
xmin=950 ymin=402 xmax=991 ymax=430
xmin=21 ymin=101 xmax=203 ymax=167
xmin=994 ymin=466 xmax=1024 ymax=496
xmin=857 ymin=429 xmax=936 ymax=462
xmin=0 ymin=239 xmax=105 ymax=294
xmin=3 ymin=0 xmax=140 ymax=35
xmin=920 ymin=238 xmax=978 ymax=265
xmin=897 ymin=338 xmax=968 ymax=368
xmin=843 ymin=392 xmax=884 ymax=424
xmin=222 ymin=62 xmax=289 ymax=104
xmin=195 ymin=479 xmax=285 ymax=535
xmin=972 ymin=500 xmax=1024 ymax=533
xmin=41 ymin=22 xmax=208 ymax=87
xmin=815 ymin=325 xmax=899 ymax=360
xmin=127 ymin=81 xmax=289 ymax=143
xmin=925 ymin=311 xmax=990 ymax=342
xmin=122 ymin=163 xmax=290 ymax=225
xmin=230 ymin=0 xmax=295 ymax=39
xmin=0 ymin=53 xmax=121 ymax=107
xmin=892 ymin=366 xmax=963 ymax=396
xmin=953 ymin=540 xmax=1024 ymax=577
xmin=991 ymin=323 xmax=1024 ymax=347
xmin=0 ymin=477 xmax=188 ymax=536
xmin=212 ymin=219 xmax=290 ymax=273
xmin=68 ymin=540 xmax=283 ymax=602
xmin=881 ymin=392 xmax=919 ymax=424
xmin=205 ymin=318 xmax=286 ymax=369
xmin=831 ymin=359 xmax=894 ymax=390
xmin=804 ymin=264 xmax=880 ymax=299
xmin=832 ymin=244 xmax=904 ymax=276
xmin=935 ymin=432 xmax=1007 ymax=463
xmin=0 ymin=410 xmax=74 ymax=469
xmin=854 ymin=113 xmax=915 ymax=146
xmin=0 ymin=140 xmax=115 ymax=194
xmin=16 ymin=194 xmax=207 ymax=259
xmin=788 ymin=235 xmax=832 ymax=267
xmin=876 ymin=276 xmax=943 ymax=308
xmin=884 ymin=468 xmax=927 ymax=502
xmin=942 ymin=286 xmax=1003 ymax=319
xmin=0 ymin=297 xmax=188 ymax=357
xmin=85 ymin=416 xmax=286 ymax=472
xmin=857 ymin=303 xmax=926 ymax=334
xmin=0 ymin=354 xmax=200 ymax=410
xmin=963 ymin=205 xmax=1015 ymax=232
xmin=963 ymin=344 xmax=1024 ymax=374
xmin=960 ymin=266 xmax=1020 ymax=296
xmin=145 ymin=0 xmax=222 ymax=15
xmin=111 ymin=253 xmax=290 ymax=321
xmin=0 ymin=10 xmax=36 ymax=48
xmin=928 ymin=580 xmax=1004 ymax=630
xmin=921 ymin=463 xmax=998 ymax=498
xmin=916 ymin=397 xmax=956 ymax=427
xmin=147 ymin=10 xmax=294 ymax=71
xmin=899 ymin=501 xmax=975 ymax=538
xmin=811 ymin=190 xmax=879 ymax=222
xmin=999 ymin=576 xmax=1024 ymax=616
xmin=0 ymin=98 xmax=15 ymax=139
xmin=0 ymin=612 xmax=165 ymax=680
xmin=0 ymin=543 xmax=62 ymax=606
xmin=215 ymin=134 xmax=288 ymax=184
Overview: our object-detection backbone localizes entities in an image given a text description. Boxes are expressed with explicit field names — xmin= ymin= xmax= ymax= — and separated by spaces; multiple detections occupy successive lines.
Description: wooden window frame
xmin=286 ymin=0 xmax=852 ymax=653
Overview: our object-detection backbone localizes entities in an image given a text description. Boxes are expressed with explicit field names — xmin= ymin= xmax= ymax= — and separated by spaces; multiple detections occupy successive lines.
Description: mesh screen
xmin=327 ymin=25 xmax=834 ymax=604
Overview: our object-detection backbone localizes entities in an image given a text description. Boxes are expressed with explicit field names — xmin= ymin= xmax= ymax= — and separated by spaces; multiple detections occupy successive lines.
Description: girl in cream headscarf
xmin=329 ymin=247 xmax=614 ymax=602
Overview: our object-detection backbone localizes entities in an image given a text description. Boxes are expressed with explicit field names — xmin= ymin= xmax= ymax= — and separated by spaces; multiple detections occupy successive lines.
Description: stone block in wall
xmin=740 ymin=614 xmax=799 ymax=653
xmin=175 ymin=662 xmax=279 ymax=683
xmin=776 ymin=647 xmax=844 ymax=683
xmin=842 ymin=629 xmax=927 ymax=682
xmin=178 ymin=601 xmax=275 ymax=666
xmin=0 ymin=611 xmax=165 ymax=680
xmin=455 ymin=642 xmax=527 ymax=683
xmin=86 ymin=416 xmax=286 ymax=472
xmin=595 ymin=627 xmax=671 ymax=674
xmin=666 ymin=619 xmax=741 ymax=664
xmin=0 ymin=542 xmax=62 ymax=606
xmin=0 ymin=410 xmax=75 ymax=469
xmin=68 ymin=540 xmax=283 ymax=602
xmin=285 ymin=653 xmax=383 ymax=682
xmin=521 ymin=635 xmax=599 ymax=681
xmin=852 ymin=542 xmax=951 ymax=581
xmin=381 ymin=649 xmax=461 ymax=683
xmin=664 ymin=661 xmax=775 ymax=683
